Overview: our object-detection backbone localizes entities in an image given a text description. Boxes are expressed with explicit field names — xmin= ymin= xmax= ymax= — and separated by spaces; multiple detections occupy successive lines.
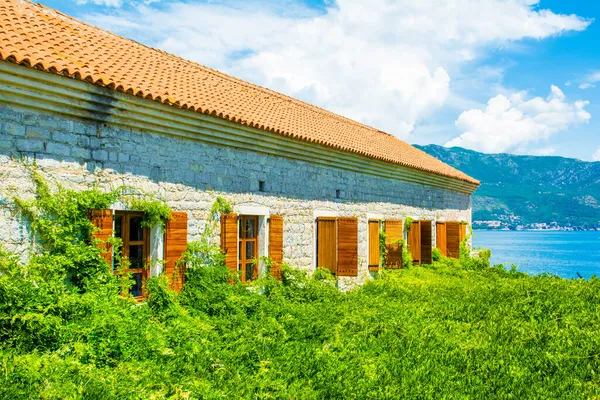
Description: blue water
xmin=473 ymin=230 xmax=600 ymax=279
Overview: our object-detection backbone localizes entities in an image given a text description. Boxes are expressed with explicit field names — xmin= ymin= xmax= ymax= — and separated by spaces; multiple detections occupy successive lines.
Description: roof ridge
xmin=29 ymin=0 xmax=393 ymax=139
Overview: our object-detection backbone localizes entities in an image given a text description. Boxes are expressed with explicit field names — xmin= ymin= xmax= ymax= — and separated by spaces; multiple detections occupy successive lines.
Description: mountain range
xmin=416 ymin=144 xmax=600 ymax=230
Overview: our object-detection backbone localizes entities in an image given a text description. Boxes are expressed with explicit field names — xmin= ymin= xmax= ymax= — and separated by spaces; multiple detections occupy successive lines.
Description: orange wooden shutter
xmin=164 ymin=211 xmax=188 ymax=291
xmin=368 ymin=220 xmax=380 ymax=271
xmin=459 ymin=223 xmax=467 ymax=243
xmin=384 ymin=219 xmax=403 ymax=269
xmin=269 ymin=215 xmax=284 ymax=280
xmin=89 ymin=209 xmax=113 ymax=266
xmin=337 ymin=217 xmax=358 ymax=277
xmin=408 ymin=221 xmax=421 ymax=265
xmin=446 ymin=222 xmax=461 ymax=259
xmin=420 ymin=221 xmax=432 ymax=265
xmin=436 ymin=222 xmax=447 ymax=256
xmin=220 ymin=213 xmax=239 ymax=272
xmin=317 ymin=217 xmax=337 ymax=274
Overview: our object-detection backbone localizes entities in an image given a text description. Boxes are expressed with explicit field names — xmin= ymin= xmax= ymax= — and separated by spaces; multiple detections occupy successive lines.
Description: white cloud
xmin=593 ymin=147 xmax=600 ymax=161
xmin=578 ymin=71 xmax=600 ymax=90
xmin=75 ymin=0 xmax=123 ymax=7
xmin=446 ymin=86 xmax=591 ymax=153
xmin=82 ymin=0 xmax=590 ymax=138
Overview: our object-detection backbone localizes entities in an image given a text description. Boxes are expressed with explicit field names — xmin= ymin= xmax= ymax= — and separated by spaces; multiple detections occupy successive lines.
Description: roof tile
xmin=0 ymin=0 xmax=478 ymax=185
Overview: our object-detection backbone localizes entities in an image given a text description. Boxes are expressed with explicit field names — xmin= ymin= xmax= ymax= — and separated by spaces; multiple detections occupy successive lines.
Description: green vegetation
xmin=417 ymin=144 xmax=600 ymax=229
xmin=125 ymin=194 xmax=172 ymax=229
xmin=1 ymin=173 xmax=599 ymax=398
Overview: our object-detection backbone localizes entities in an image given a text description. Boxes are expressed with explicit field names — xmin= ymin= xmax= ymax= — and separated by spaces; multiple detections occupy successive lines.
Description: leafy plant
xmin=125 ymin=195 xmax=172 ymax=229
xmin=403 ymin=216 xmax=414 ymax=233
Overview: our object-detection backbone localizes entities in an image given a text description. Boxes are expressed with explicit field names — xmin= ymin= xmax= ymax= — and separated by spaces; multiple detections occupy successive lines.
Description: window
xmin=239 ymin=215 xmax=259 ymax=282
xmin=114 ymin=211 xmax=149 ymax=297
xmin=407 ymin=220 xmax=432 ymax=265
xmin=436 ymin=221 xmax=466 ymax=259
xmin=316 ymin=216 xmax=358 ymax=277
xmin=90 ymin=209 xmax=189 ymax=294
xmin=258 ymin=180 xmax=266 ymax=192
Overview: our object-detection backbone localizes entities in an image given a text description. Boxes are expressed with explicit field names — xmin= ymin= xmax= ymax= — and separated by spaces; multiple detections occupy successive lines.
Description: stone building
xmin=0 ymin=0 xmax=478 ymax=293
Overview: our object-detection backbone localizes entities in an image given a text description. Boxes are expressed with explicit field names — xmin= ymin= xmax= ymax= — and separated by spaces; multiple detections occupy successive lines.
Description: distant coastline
xmin=474 ymin=226 xmax=600 ymax=232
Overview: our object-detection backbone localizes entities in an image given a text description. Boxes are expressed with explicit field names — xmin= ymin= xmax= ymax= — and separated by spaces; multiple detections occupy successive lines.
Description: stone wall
xmin=0 ymin=104 xmax=471 ymax=284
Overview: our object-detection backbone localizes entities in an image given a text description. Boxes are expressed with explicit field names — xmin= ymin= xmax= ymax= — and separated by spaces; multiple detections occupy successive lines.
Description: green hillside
xmin=416 ymin=145 xmax=600 ymax=230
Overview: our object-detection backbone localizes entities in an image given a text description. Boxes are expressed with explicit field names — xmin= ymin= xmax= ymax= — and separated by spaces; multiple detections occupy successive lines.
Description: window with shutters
xmin=316 ymin=216 xmax=358 ymax=277
xmin=436 ymin=221 xmax=466 ymax=259
xmin=221 ymin=213 xmax=276 ymax=282
xmin=239 ymin=215 xmax=259 ymax=282
xmin=114 ymin=211 xmax=149 ymax=298
xmin=407 ymin=220 xmax=432 ymax=265
xmin=90 ymin=209 xmax=188 ymax=295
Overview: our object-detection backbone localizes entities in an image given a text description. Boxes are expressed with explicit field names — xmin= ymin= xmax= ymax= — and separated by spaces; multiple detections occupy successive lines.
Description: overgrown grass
xmin=1 ymin=173 xmax=599 ymax=398
xmin=2 ymin=248 xmax=599 ymax=398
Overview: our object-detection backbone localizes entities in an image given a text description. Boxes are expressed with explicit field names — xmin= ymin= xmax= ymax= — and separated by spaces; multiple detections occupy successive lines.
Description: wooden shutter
xmin=220 ymin=213 xmax=239 ymax=272
xmin=317 ymin=217 xmax=337 ymax=274
xmin=420 ymin=221 xmax=432 ymax=265
xmin=446 ymin=222 xmax=461 ymax=259
xmin=368 ymin=220 xmax=380 ymax=271
xmin=164 ymin=211 xmax=188 ymax=291
xmin=408 ymin=221 xmax=421 ymax=265
xmin=337 ymin=217 xmax=358 ymax=277
xmin=384 ymin=219 xmax=403 ymax=269
xmin=436 ymin=222 xmax=447 ymax=256
xmin=269 ymin=215 xmax=284 ymax=280
xmin=89 ymin=209 xmax=113 ymax=266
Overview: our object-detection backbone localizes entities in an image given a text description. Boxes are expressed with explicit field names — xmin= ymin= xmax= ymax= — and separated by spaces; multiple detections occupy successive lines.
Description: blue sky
xmin=37 ymin=0 xmax=600 ymax=161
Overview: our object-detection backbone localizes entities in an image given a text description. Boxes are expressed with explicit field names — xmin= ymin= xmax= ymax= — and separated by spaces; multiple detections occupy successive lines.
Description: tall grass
xmin=1 ymin=251 xmax=599 ymax=398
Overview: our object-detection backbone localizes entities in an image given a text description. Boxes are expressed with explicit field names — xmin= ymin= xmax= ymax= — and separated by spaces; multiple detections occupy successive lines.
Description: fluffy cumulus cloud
xmin=81 ymin=0 xmax=590 ymax=139
xmin=446 ymin=86 xmax=591 ymax=153
xmin=593 ymin=147 xmax=600 ymax=161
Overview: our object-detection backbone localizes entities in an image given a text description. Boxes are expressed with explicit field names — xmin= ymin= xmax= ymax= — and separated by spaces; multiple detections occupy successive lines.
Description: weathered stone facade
xmin=0 ymin=102 xmax=471 ymax=284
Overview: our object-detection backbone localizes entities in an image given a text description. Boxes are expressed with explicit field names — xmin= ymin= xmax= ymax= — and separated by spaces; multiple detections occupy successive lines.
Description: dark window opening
xmin=258 ymin=180 xmax=266 ymax=192
xmin=336 ymin=189 xmax=341 ymax=199
xmin=114 ymin=211 xmax=149 ymax=298
xmin=239 ymin=215 xmax=259 ymax=282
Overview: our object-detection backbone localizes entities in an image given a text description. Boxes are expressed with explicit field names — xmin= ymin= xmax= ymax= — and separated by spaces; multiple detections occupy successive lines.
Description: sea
xmin=473 ymin=230 xmax=600 ymax=279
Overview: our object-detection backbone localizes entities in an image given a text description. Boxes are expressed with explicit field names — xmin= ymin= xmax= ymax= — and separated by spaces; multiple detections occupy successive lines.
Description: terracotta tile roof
xmin=0 ymin=0 xmax=479 ymax=186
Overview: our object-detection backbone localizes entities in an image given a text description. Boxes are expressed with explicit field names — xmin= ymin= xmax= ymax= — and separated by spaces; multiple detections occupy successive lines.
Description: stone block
xmin=25 ymin=126 xmax=50 ymax=139
xmin=92 ymin=149 xmax=108 ymax=161
xmin=46 ymin=142 xmax=71 ymax=157
xmin=5 ymin=122 xmax=25 ymax=137
xmin=77 ymin=135 xmax=90 ymax=147
xmin=15 ymin=139 xmax=44 ymax=153
xmin=72 ymin=147 xmax=92 ymax=159
xmin=51 ymin=131 xmax=76 ymax=144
